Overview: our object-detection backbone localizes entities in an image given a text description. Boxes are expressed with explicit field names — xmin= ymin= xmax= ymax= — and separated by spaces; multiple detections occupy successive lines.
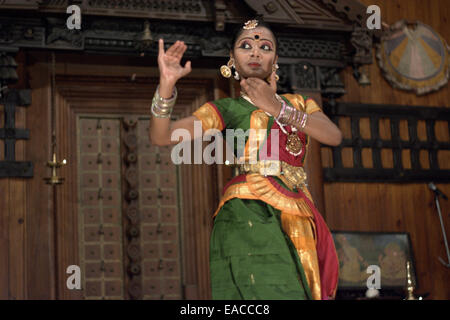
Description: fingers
xmin=244 ymin=77 xmax=262 ymax=91
xmin=181 ymin=60 xmax=192 ymax=77
xmin=158 ymin=38 xmax=165 ymax=58
xmin=165 ymin=40 xmax=178 ymax=56
xmin=240 ymin=79 xmax=257 ymax=100
xmin=240 ymin=79 xmax=250 ymax=93
xmin=269 ymin=72 xmax=277 ymax=91
xmin=172 ymin=41 xmax=186 ymax=59
xmin=246 ymin=76 xmax=276 ymax=93
xmin=247 ymin=77 xmax=265 ymax=87
xmin=166 ymin=40 xmax=187 ymax=60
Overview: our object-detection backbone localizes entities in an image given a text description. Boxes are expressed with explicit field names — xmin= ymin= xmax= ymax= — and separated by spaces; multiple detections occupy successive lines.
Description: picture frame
xmin=331 ymin=231 xmax=418 ymax=291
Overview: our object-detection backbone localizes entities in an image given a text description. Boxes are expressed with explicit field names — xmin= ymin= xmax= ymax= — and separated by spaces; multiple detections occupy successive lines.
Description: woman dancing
xmin=150 ymin=18 xmax=342 ymax=300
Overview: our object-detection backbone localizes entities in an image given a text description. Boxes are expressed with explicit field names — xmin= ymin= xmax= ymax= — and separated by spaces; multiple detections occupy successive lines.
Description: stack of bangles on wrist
xmin=276 ymin=97 xmax=308 ymax=130
xmin=151 ymin=85 xmax=177 ymax=118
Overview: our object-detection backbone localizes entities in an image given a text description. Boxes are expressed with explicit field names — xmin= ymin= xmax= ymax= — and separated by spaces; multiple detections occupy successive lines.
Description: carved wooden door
xmin=45 ymin=65 xmax=224 ymax=300
xmin=77 ymin=115 xmax=182 ymax=299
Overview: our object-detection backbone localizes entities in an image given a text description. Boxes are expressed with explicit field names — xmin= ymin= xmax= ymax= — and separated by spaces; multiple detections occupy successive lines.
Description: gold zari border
xmin=192 ymin=102 xmax=224 ymax=132
xmin=213 ymin=174 xmax=322 ymax=300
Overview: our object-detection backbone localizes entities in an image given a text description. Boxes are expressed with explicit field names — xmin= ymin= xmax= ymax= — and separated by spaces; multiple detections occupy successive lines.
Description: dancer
xmin=150 ymin=18 xmax=342 ymax=300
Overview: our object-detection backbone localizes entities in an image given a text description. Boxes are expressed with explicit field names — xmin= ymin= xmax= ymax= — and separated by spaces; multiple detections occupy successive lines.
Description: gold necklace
xmin=240 ymin=93 xmax=303 ymax=156
xmin=285 ymin=131 xmax=303 ymax=156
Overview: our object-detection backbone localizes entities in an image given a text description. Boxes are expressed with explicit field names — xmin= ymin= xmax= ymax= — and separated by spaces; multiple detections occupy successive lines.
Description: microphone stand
xmin=430 ymin=183 xmax=450 ymax=268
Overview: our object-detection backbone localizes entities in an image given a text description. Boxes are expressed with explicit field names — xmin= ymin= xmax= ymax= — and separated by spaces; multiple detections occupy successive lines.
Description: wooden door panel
xmin=49 ymin=71 xmax=220 ymax=300
xmin=76 ymin=115 xmax=185 ymax=300
xmin=77 ymin=116 xmax=125 ymax=299
xmin=136 ymin=118 xmax=183 ymax=300
xmin=21 ymin=52 xmax=224 ymax=299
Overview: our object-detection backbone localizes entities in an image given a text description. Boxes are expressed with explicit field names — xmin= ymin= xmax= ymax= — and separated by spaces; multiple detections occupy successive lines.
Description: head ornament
xmin=243 ymin=19 xmax=258 ymax=30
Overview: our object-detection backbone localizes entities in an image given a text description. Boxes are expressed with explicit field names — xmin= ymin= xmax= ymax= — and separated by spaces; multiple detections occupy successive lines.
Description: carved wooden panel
xmin=76 ymin=115 xmax=183 ymax=300
xmin=17 ymin=58 xmax=225 ymax=300
xmin=245 ymin=0 xmax=348 ymax=26
xmin=36 ymin=0 xmax=210 ymax=20
xmin=138 ymin=118 xmax=183 ymax=300
xmin=0 ymin=89 xmax=33 ymax=177
xmin=77 ymin=117 xmax=125 ymax=299
xmin=321 ymin=102 xmax=450 ymax=182
xmin=121 ymin=116 xmax=142 ymax=299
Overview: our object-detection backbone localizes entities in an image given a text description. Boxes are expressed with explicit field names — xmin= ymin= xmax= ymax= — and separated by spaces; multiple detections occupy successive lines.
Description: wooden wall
xmin=0 ymin=51 xmax=229 ymax=300
xmin=0 ymin=51 xmax=37 ymax=300
xmin=1 ymin=0 xmax=448 ymax=300
xmin=323 ymin=0 xmax=450 ymax=299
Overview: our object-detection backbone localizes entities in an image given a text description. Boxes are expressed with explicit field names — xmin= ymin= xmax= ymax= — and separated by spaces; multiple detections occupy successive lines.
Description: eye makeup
xmin=260 ymin=42 xmax=273 ymax=51
xmin=236 ymin=39 xmax=274 ymax=51
xmin=238 ymin=41 xmax=251 ymax=49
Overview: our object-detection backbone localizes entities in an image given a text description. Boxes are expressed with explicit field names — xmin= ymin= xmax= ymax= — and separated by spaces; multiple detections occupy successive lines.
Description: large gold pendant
xmin=286 ymin=132 xmax=303 ymax=156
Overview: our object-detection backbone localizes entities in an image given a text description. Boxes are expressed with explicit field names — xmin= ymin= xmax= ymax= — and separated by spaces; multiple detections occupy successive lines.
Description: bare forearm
xmin=293 ymin=112 xmax=342 ymax=146
xmin=267 ymin=97 xmax=342 ymax=146
xmin=159 ymin=78 xmax=175 ymax=99
xmin=150 ymin=115 xmax=199 ymax=146
xmin=149 ymin=117 xmax=172 ymax=146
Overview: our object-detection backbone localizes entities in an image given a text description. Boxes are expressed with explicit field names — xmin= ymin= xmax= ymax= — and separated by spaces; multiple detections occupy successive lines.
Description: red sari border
xmin=297 ymin=190 xmax=339 ymax=300
xmin=266 ymin=176 xmax=303 ymax=199
xmin=222 ymin=174 xmax=246 ymax=195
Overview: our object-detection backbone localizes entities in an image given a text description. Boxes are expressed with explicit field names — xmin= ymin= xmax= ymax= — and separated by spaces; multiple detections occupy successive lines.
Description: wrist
xmin=273 ymin=95 xmax=285 ymax=119
xmin=159 ymin=79 xmax=176 ymax=98
xmin=273 ymin=100 xmax=282 ymax=118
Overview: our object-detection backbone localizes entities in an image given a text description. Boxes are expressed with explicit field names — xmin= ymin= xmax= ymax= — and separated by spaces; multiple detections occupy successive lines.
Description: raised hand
xmin=158 ymin=39 xmax=192 ymax=88
xmin=240 ymin=71 xmax=281 ymax=117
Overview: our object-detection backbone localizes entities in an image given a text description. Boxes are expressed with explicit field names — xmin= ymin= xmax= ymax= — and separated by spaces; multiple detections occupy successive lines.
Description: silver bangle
xmin=278 ymin=104 xmax=295 ymax=124
xmin=151 ymin=109 xmax=171 ymax=118
xmin=151 ymin=105 xmax=171 ymax=118
xmin=154 ymin=85 xmax=177 ymax=108
xmin=151 ymin=85 xmax=177 ymax=118
xmin=151 ymin=100 xmax=172 ymax=118
xmin=300 ymin=112 xmax=309 ymax=129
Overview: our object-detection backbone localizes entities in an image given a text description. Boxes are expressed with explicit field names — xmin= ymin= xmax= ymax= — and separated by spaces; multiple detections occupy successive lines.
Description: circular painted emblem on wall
xmin=376 ymin=20 xmax=449 ymax=95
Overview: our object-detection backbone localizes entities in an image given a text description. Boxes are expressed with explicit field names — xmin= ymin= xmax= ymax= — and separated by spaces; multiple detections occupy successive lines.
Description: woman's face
xmin=231 ymin=26 xmax=278 ymax=80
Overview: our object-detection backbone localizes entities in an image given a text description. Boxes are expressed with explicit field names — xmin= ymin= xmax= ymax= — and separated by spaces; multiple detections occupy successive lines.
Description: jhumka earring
xmin=266 ymin=63 xmax=279 ymax=82
xmin=220 ymin=58 xmax=234 ymax=78
xmin=273 ymin=63 xmax=280 ymax=81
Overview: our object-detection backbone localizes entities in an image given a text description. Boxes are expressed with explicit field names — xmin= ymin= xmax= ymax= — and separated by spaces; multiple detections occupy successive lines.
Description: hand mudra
xmin=158 ymin=39 xmax=192 ymax=85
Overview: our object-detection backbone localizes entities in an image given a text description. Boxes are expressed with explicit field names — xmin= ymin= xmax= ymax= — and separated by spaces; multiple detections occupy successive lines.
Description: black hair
xmin=229 ymin=16 xmax=278 ymax=54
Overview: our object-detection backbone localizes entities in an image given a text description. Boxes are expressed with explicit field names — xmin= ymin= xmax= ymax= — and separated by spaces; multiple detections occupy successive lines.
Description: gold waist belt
xmin=238 ymin=160 xmax=308 ymax=190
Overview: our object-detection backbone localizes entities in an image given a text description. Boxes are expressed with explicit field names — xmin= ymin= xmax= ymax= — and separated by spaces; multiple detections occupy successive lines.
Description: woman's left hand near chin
xmin=240 ymin=72 xmax=281 ymax=117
